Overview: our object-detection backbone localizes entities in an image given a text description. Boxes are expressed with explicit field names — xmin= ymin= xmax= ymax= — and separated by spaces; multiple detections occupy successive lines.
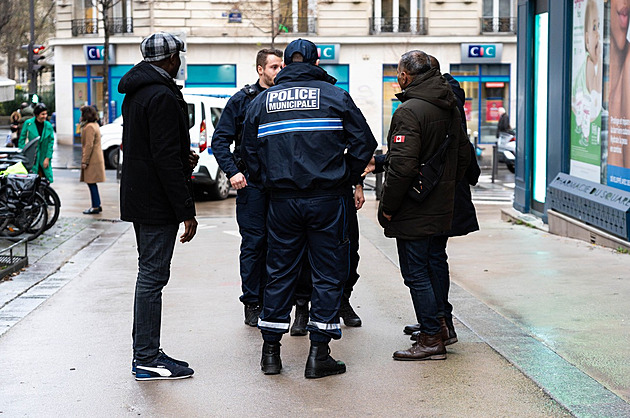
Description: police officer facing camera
xmin=241 ymin=38 xmax=377 ymax=379
xmin=212 ymin=48 xmax=283 ymax=328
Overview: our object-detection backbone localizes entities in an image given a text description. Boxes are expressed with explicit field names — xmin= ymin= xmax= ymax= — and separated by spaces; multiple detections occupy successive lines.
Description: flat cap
xmin=284 ymin=39 xmax=318 ymax=65
xmin=141 ymin=32 xmax=186 ymax=62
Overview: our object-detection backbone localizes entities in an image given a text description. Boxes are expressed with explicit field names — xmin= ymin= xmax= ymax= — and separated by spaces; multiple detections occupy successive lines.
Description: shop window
xmin=481 ymin=0 xmax=516 ymax=34
xmin=278 ymin=0 xmax=317 ymax=34
xmin=371 ymin=0 xmax=427 ymax=35
xmin=320 ymin=65 xmax=349 ymax=92
xmin=185 ymin=65 xmax=237 ymax=88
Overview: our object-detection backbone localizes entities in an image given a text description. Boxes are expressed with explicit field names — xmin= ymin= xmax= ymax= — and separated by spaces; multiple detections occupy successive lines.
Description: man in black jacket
xmin=241 ymin=39 xmax=377 ymax=378
xmin=212 ymin=48 xmax=283 ymax=328
xmin=379 ymin=50 xmax=470 ymax=361
xmin=119 ymin=32 xmax=198 ymax=381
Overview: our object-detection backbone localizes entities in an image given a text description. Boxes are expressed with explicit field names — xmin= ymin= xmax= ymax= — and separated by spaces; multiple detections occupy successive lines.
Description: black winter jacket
xmin=118 ymin=61 xmax=195 ymax=224
xmin=211 ymin=81 xmax=264 ymax=180
xmin=378 ymin=68 xmax=470 ymax=239
xmin=241 ymin=63 xmax=377 ymax=194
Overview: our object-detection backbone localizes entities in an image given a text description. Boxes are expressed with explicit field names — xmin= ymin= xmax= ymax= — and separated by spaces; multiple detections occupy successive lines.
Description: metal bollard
xmin=491 ymin=143 xmax=498 ymax=183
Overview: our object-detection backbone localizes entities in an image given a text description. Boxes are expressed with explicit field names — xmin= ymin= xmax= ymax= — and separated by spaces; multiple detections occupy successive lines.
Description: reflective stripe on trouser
xmin=236 ymin=185 xmax=269 ymax=305
xmin=259 ymin=195 xmax=350 ymax=341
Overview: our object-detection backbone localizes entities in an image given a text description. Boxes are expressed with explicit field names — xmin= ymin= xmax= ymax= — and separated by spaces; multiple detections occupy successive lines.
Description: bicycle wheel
xmin=21 ymin=193 xmax=48 ymax=241
xmin=41 ymin=184 xmax=61 ymax=231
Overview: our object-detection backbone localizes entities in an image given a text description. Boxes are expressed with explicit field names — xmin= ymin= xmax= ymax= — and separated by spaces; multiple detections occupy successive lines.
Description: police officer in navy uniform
xmin=211 ymin=48 xmax=283 ymax=327
xmin=241 ymin=39 xmax=377 ymax=378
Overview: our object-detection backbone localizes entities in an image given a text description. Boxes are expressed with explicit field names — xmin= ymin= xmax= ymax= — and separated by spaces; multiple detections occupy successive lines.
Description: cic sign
xmin=317 ymin=44 xmax=340 ymax=64
xmin=83 ymin=45 xmax=116 ymax=65
xmin=460 ymin=43 xmax=502 ymax=64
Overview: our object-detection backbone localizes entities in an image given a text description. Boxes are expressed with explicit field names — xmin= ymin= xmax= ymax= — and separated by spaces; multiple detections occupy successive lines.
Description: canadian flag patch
xmin=393 ymin=135 xmax=405 ymax=143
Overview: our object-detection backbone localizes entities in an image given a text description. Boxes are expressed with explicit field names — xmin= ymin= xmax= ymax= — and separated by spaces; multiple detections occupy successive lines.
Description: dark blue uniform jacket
xmin=211 ymin=81 xmax=264 ymax=179
xmin=241 ymin=63 xmax=377 ymax=194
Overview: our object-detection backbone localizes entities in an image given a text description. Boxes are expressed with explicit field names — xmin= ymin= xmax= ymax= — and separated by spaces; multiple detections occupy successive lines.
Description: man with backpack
xmin=378 ymin=50 xmax=470 ymax=361
xmin=211 ymin=48 xmax=283 ymax=327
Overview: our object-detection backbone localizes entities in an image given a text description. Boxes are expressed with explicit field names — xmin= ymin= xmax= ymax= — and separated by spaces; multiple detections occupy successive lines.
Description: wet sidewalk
xmin=0 ymin=166 xmax=629 ymax=416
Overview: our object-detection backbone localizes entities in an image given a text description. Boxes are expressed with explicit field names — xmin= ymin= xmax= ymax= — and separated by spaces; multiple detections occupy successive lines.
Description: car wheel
xmin=506 ymin=162 xmax=515 ymax=173
xmin=209 ymin=170 xmax=230 ymax=200
xmin=106 ymin=147 xmax=120 ymax=169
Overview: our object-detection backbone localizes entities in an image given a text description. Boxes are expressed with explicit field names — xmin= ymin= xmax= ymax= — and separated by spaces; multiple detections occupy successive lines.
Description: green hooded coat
xmin=18 ymin=116 xmax=55 ymax=183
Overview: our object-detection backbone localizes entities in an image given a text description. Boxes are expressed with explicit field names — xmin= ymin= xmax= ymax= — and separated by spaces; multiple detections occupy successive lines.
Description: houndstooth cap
xmin=140 ymin=32 xmax=186 ymax=62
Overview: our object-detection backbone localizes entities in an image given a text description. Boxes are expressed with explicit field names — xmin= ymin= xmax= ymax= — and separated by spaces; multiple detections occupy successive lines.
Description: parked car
xmin=497 ymin=130 xmax=516 ymax=173
xmin=99 ymin=91 xmax=233 ymax=199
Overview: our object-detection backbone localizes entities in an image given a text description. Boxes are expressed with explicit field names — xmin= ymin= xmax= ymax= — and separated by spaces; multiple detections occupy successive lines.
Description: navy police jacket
xmin=241 ymin=63 xmax=377 ymax=194
xmin=211 ymin=81 xmax=264 ymax=179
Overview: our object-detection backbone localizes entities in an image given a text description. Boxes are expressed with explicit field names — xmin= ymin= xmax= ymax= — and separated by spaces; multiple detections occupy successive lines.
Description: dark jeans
xmin=396 ymin=238 xmax=441 ymax=335
xmin=428 ymin=236 xmax=453 ymax=325
xmin=236 ymin=185 xmax=268 ymax=306
xmin=260 ymin=195 xmax=350 ymax=343
xmin=87 ymin=183 xmax=101 ymax=208
xmin=132 ymin=222 xmax=179 ymax=363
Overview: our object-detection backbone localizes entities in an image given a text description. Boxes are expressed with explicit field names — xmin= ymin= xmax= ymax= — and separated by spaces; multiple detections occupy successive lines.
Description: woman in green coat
xmin=18 ymin=103 xmax=54 ymax=183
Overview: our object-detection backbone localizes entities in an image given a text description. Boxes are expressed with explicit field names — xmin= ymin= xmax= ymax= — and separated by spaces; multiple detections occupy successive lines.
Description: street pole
xmin=28 ymin=0 xmax=36 ymax=95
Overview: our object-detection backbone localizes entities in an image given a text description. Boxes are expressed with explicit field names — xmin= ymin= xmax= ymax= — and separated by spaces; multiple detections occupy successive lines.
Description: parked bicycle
xmin=0 ymin=174 xmax=48 ymax=241
xmin=0 ymin=137 xmax=60 ymax=232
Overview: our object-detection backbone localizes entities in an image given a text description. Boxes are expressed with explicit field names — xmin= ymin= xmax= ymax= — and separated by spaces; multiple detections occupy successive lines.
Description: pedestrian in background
xmin=496 ymin=107 xmax=512 ymax=138
xmin=212 ymin=47 xmax=283 ymax=328
xmin=9 ymin=106 xmax=21 ymax=147
xmin=242 ymin=38 xmax=377 ymax=378
xmin=19 ymin=102 xmax=54 ymax=183
xmin=79 ymin=105 xmax=106 ymax=215
xmin=118 ymin=32 xmax=198 ymax=381
xmin=378 ymin=50 xmax=469 ymax=361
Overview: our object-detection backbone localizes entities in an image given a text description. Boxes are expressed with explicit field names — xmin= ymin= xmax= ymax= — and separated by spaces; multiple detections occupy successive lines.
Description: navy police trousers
xmin=259 ymin=194 xmax=350 ymax=343
xmin=236 ymin=185 xmax=269 ymax=306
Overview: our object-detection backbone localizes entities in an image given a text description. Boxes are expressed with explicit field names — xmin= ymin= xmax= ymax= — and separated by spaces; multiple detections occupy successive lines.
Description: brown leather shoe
xmin=393 ymin=332 xmax=446 ymax=361
xmin=410 ymin=318 xmax=458 ymax=346
xmin=440 ymin=317 xmax=458 ymax=346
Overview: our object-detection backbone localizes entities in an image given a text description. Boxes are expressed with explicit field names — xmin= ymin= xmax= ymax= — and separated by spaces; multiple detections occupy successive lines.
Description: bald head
xmin=399 ymin=50 xmax=431 ymax=77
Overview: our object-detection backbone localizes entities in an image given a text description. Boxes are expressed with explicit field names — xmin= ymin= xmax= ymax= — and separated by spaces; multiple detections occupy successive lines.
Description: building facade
xmin=51 ymin=0 xmax=517 ymax=145
xmin=515 ymin=0 xmax=630 ymax=244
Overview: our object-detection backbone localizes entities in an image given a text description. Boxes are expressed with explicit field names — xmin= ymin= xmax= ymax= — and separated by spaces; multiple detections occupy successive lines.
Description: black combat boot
xmin=339 ymin=298 xmax=362 ymax=327
xmin=290 ymin=299 xmax=309 ymax=336
xmin=261 ymin=342 xmax=282 ymax=375
xmin=244 ymin=303 xmax=261 ymax=327
xmin=304 ymin=342 xmax=346 ymax=379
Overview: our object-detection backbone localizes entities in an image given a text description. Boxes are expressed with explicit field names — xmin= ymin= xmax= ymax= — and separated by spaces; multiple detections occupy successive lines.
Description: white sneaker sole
xmin=135 ymin=374 xmax=193 ymax=381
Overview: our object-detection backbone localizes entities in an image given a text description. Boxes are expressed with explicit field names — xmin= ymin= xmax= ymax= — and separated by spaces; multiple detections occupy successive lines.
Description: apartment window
xmin=278 ymin=0 xmax=317 ymax=34
xmin=71 ymin=0 xmax=133 ymax=36
xmin=371 ymin=0 xmax=427 ymax=35
xmin=481 ymin=0 xmax=516 ymax=34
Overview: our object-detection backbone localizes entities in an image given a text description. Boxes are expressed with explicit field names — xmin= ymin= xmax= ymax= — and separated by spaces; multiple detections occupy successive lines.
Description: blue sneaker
xmin=132 ymin=349 xmax=190 ymax=375
xmin=135 ymin=357 xmax=194 ymax=381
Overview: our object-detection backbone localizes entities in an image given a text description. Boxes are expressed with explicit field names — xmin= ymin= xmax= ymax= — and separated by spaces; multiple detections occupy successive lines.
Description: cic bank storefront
xmin=516 ymin=0 xmax=630 ymax=243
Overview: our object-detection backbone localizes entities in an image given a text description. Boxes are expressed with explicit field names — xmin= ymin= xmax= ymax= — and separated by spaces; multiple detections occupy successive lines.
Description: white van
xmin=100 ymin=90 xmax=234 ymax=200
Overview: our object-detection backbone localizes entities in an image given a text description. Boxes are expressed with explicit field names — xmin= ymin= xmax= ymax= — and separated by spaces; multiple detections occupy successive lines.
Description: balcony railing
xmin=278 ymin=17 xmax=317 ymax=35
xmin=370 ymin=17 xmax=428 ymax=35
xmin=71 ymin=18 xmax=98 ymax=36
xmin=480 ymin=17 xmax=516 ymax=34
xmin=106 ymin=17 xmax=134 ymax=34
xmin=71 ymin=17 xmax=134 ymax=36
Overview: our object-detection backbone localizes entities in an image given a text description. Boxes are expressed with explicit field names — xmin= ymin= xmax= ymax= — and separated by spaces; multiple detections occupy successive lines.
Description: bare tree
xmin=0 ymin=0 xmax=54 ymax=84
xmin=95 ymin=0 xmax=121 ymax=124
xmin=238 ymin=0 xmax=295 ymax=47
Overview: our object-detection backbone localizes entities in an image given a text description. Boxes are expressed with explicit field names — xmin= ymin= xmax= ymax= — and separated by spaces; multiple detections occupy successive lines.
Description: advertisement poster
xmin=570 ymin=0 xmax=603 ymax=183
xmin=607 ymin=0 xmax=630 ymax=191
xmin=486 ymin=99 xmax=502 ymax=122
